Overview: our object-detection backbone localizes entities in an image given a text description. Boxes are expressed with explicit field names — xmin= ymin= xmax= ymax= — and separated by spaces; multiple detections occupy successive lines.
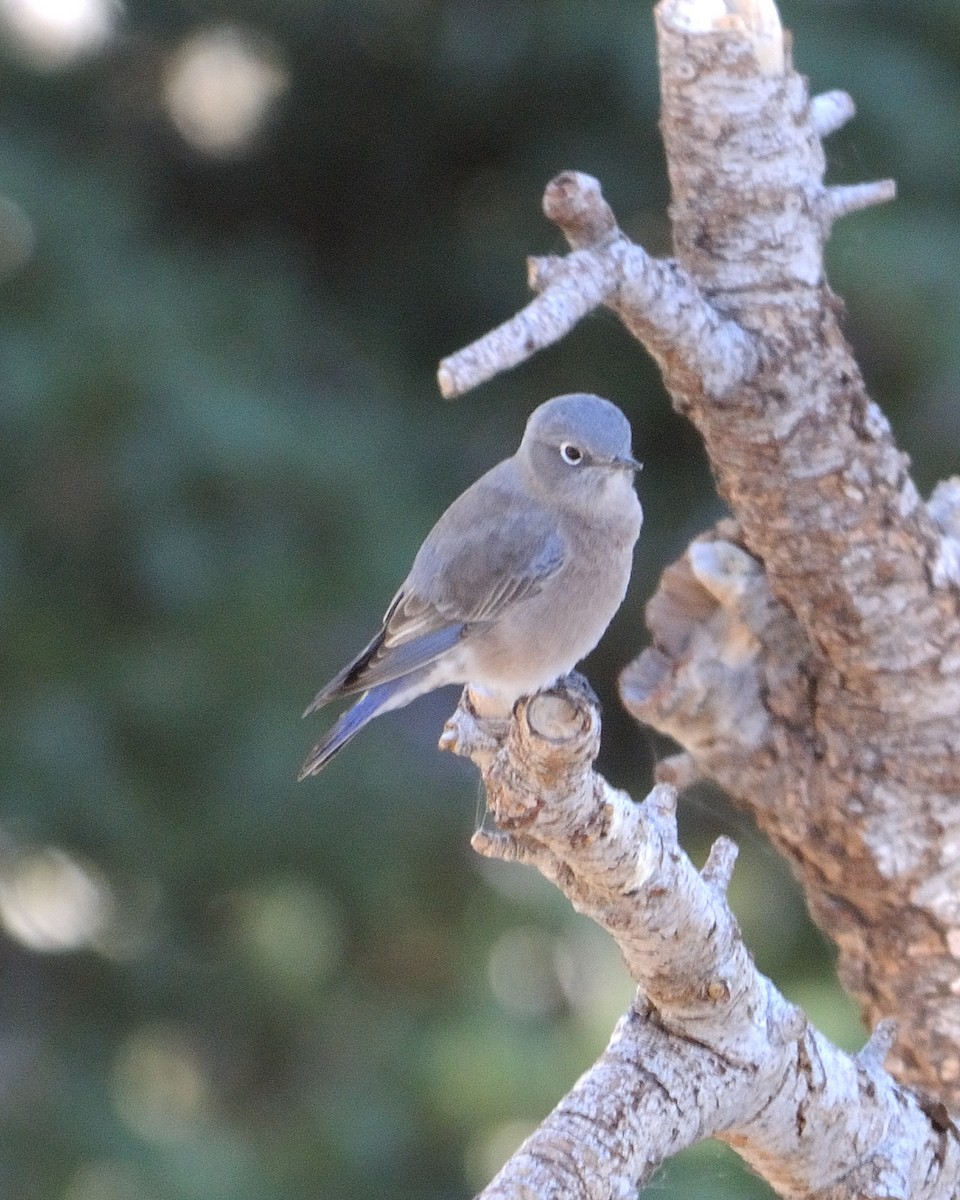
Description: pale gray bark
xmin=443 ymin=685 xmax=958 ymax=1199
xmin=438 ymin=0 xmax=960 ymax=1194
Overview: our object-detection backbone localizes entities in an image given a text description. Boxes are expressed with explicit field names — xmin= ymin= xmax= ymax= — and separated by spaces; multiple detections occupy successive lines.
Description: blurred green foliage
xmin=0 ymin=1 xmax=956 ymax=1197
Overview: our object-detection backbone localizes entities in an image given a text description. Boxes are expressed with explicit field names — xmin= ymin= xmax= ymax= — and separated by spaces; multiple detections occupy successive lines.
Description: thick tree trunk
xmin=439 ymin=0 xmax=960 ymax=1194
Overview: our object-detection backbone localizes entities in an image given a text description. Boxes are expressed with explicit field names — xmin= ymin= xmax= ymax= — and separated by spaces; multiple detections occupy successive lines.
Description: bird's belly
xmin=464 ymin=552 xmax=633 ymax=701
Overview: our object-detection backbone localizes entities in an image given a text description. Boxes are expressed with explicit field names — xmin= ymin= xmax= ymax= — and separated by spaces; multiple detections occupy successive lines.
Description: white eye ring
xmin=560 ymin=442 xmax=583 ymax=466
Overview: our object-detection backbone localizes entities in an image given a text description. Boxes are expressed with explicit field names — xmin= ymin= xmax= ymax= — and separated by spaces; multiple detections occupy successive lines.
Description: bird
xmin=299 ymin=393 xmax=643 ymax=778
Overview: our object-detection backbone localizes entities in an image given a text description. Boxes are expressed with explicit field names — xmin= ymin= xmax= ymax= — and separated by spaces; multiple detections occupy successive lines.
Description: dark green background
xmin=1 ymin=2 xmax=957 ymax=1197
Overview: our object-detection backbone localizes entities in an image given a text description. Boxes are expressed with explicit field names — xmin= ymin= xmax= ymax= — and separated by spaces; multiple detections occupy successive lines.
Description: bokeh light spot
xmin=162 ymin=25 xmax=289 ymax=157
xmin=0 ymin=195 xmax=35 ymax=280
xmin=62 ymin=1159 xmax=160 ymax=1200
xmin=0 ymin=0 xmax=121 ymax=68
xmin=554 ymin=923 xmax=634 ymax=1034
xmin=112 ymin=1024 xmax=212 ymax=1143
xmin=0 ymin=846 xmax=114 ymax=952
xmin=231 ymin=875 xmax=343 ymax=994
xmin=487 ymin=926 xmax=561 ymax=1018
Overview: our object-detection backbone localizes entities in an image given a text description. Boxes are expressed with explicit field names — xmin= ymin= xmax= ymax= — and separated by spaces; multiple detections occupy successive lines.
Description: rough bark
xmin=441 ymin=683 xmax=959 ymax=1200
xmin=437 ymin=0 xmax=960 ymax=1192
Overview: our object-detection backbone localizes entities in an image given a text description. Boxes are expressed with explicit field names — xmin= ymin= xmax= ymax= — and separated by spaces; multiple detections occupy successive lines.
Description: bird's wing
xmin=391 ymin=464 xmax=565 ymax=624
xmin=302 ymin=620 xmax=464 ymax=714
xmin=305 ymin=463 xmax=567 ymax=709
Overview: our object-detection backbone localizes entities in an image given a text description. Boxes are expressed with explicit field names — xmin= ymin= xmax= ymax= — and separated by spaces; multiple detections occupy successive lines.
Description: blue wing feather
xmin=303 ymin=622 xmax=463 ymax=715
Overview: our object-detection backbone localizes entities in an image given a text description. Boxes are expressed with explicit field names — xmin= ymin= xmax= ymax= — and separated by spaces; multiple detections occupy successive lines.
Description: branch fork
xmin=441 ymin=682 xmax=960 ymax=1200
xmin=433 ymin=0 xmax=960 ymax=1191
xmin=438 ymin=171 xmax=760 ymax=404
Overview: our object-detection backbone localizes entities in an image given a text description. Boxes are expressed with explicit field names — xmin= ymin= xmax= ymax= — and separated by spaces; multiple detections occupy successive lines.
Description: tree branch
xmin=438 ymin=0 xmax=960 ymax=1109
xmin=443 ymin=684 xmax=960 ymax=1199
xmin=439 ymin=174 xmax=759 ymax=402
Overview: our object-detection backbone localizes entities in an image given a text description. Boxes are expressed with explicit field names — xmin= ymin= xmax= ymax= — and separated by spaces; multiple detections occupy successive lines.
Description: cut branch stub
xmin=542 ymin=171 xmax=618 ymax=248
xmin=436 ymin=0 xmax=960 ymax=1109
xmin=446 ymin=678 xmax=960 ymax=1200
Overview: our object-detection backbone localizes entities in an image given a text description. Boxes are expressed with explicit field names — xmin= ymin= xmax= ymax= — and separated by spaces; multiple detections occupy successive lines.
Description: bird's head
xmin=519 ymin=393 xmax=642 ymax=511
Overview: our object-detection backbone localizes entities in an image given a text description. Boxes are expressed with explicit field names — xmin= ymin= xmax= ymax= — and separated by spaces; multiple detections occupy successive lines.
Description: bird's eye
xmin=560 ymin=442 xmax=583 ymax=466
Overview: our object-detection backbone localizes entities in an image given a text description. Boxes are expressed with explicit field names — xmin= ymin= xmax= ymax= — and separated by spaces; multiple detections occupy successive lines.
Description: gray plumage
xmin=299 ymin=393 xmax=643 ymax=777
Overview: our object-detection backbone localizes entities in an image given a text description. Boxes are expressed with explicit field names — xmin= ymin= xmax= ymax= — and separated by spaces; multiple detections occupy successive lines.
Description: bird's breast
xmin=462 ymin=516 xmax=639 ymax=700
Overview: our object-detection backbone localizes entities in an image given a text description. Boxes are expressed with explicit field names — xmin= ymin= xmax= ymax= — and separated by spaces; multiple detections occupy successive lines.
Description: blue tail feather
xmin=299 ymin=671 xmax=434 ymax=777
xmin=299 ymin=689 xmax=385 ymax=777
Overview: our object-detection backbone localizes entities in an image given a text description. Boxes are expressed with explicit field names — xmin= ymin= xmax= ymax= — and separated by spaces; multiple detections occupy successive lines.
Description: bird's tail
xmin=298 ymin=671 xmax=433 ymax=779
xmin=298 ymin=688 xmax=384 ymax=778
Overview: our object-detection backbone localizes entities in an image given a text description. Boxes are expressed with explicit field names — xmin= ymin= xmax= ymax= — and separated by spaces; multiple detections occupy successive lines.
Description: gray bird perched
xmin=299 ymin=393 xmax=642 ymax=777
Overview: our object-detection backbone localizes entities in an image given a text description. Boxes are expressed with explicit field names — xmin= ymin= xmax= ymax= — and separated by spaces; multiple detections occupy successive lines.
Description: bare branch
xmin=441 ymin=170 xmax=759 ymax=401
xmin=437 ymin=247 xmax=615 ymax=399
xmin=824 ymin=180 xmax=897 ymax=224
xmin=444 ymin=683 xmax=960 ymax=1199
xmin=436 ymin=0 xmax=960 ymax=1126
xmin=810 ymin=89 xmax=856 ymax=137
xmin=541 ymin=171 xmax=618 ymax=249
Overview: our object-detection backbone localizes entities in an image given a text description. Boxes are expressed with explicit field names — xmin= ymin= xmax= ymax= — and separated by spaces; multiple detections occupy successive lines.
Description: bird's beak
xmin=612 ymin=454 xmax=643 ymax=473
